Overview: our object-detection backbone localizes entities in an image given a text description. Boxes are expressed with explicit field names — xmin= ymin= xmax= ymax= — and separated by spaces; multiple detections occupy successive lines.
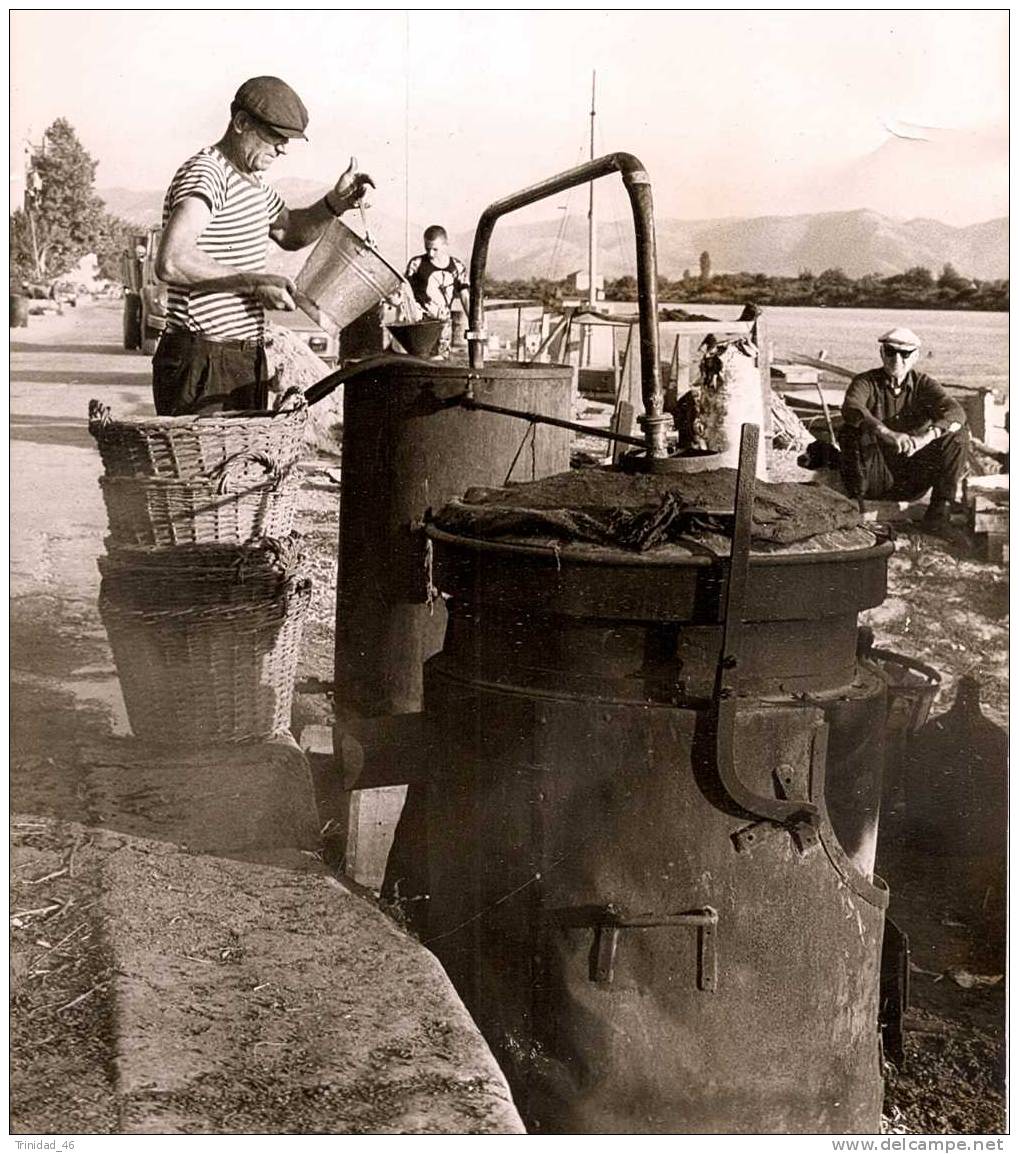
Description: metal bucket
xmin=419 ymin=527 xmax=894 ymax=1133
xmin=295 ymin=219 xmax=403 ymax=333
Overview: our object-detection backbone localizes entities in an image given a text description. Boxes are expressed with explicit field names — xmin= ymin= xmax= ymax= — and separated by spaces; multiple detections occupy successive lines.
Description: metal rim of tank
xmin=427 ymin=525 xmax=893 ymax=568
xmin=426 ymin=525 xmax=894 ymax=623
xmin=368 ymin=360 xmax=576 ymax=380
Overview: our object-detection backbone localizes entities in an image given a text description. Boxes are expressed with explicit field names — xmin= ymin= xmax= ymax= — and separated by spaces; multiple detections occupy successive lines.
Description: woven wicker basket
xmin=87 ymin=395 xmax=308 ymax=480
xmin=100 ymin=576 xmax=312 ymax=744
xmin=99 ymin=452 xmax=300 ymax=546
xmin=99 ymin=534 xmax=304 ymax=609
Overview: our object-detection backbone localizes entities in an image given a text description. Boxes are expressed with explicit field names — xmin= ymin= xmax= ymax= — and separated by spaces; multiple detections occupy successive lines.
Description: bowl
xmin=387 ymin=320 xmax=444 ymax=357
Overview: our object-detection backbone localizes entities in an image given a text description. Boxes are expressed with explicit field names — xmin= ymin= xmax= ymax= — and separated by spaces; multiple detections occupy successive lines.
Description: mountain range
xmin=98 ymin=183 xmax=1007 ymax=282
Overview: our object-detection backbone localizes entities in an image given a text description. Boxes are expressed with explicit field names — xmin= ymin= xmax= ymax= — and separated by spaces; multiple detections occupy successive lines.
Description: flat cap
xmin=234 ymin=76 xmax=308 ymax=139
xmin=879 ymin=327 xmax=921 ymax=351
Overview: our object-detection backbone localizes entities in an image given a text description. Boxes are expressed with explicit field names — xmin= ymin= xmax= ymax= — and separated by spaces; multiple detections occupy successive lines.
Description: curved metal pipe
xmin=468 ymin=153 xmax=665 ymax=456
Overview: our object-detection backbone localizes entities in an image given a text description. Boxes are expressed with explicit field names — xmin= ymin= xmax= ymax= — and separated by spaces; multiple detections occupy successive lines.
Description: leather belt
xmin=162 ymin=328 xmax=264 ymax=351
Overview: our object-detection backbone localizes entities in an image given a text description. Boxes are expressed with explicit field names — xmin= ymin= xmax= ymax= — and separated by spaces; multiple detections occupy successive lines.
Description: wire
xmin=401 ymin=13 xmax=410 ymax=265
xmin=422 ymin=856 xmax=565 ymax=947
xmin=547 ymin=139 xmax=587 ymax=283
xmin=597 ymin=119 xmax=634 ymax=281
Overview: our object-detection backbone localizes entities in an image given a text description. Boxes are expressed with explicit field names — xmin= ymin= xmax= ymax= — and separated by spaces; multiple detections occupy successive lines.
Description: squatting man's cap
xmin=234 ymin=76 xmax=309 ymax=139
xmin=879 ymin=327 xmax=921 ymax=352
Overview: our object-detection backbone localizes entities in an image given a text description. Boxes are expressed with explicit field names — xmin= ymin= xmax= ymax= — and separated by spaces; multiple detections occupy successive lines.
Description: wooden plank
xmin=536 ymin=313 xmax=570 ymax=363
xmin=971 ymin=493 xmax=1009 ymax=511
xmin=974 ymin=532 xmax=1009 ymax=564
xmin=619 ymin=323 xmax=642 ymax=410
xmin=757 ymin=317 xmax=773 ymax=471
xmin=973 ymin=510 xmax=1009 ymax=533
xmin=611 ymin=401 xmax=637 ymax=465
xmin=345 ymin=786 xmax=408 ymax=891
xmin=663 ymin=320 xmax=755 ymax=337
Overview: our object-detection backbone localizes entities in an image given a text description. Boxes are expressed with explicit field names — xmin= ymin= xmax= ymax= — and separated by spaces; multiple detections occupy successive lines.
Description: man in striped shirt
xmin=154 ymin=76 xmax=373 ymax=414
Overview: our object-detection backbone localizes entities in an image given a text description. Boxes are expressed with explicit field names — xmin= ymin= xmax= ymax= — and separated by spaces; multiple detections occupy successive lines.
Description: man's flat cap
xmin=234 ymin=76 xmax=309 ymax=139
xmin=879 ymin=327 xmax=921 ymax=351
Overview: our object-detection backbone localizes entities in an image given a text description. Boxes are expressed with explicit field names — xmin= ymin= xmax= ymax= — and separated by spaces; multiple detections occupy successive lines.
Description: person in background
xmin=404 ymin=226 xmax=470 ymax=357
xmin=154 ymin=75 xmax=374 ymax=414
xmin=839 ymin=327 xmax=969 ymax=533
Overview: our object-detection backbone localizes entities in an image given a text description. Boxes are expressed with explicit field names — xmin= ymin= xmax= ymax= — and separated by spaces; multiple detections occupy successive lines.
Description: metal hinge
xmin=732 ymin=762 xmax=821 ymax=857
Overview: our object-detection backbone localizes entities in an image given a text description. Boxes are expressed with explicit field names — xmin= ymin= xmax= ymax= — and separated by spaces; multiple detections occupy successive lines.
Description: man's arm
xmin=901 ymin=375 xmax=965 ymax=455
xmin=268 ymin=200 xmax=334 ymax=252
xmin=842 ymin=374 xmax=884 ymax=432
xmin=842 ymin=372 xmax=914 ymax=453
xmin=916 ymin=374 xmax=967 ymax=431
xmin=156 ymin=197 xmax=296 ymax=309
xmin=453 ymin=260 xmax=471 ymax=321
xmin=270 ymin=158 xmax=376 ymax=252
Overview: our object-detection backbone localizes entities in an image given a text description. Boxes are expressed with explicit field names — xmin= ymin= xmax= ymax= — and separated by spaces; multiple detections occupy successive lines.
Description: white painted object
xmin=697 ymin=341 xmax=768 ymax=479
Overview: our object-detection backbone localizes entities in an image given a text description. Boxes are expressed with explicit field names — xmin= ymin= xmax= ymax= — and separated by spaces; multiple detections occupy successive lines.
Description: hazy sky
xmin=9 ymin=10 xmax=1009 ymax=230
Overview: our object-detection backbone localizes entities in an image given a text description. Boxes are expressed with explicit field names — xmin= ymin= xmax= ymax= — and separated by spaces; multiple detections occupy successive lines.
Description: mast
xmin=584 ymin=70 xmax=597 ymax=365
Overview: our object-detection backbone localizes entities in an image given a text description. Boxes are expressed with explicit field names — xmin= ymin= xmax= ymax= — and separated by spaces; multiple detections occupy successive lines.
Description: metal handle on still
xmin=592 ymin=906 xmax=719 ymax=992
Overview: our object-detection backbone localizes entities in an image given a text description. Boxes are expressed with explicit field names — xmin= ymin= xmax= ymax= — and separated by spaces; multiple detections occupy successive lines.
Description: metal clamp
xmin=713 ymin=424 xmax=821 ymax=830
xmin=592 ymin=905 xmax=718 ymax=992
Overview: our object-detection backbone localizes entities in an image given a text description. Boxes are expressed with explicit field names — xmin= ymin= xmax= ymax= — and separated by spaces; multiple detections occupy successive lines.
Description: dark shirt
xmin=842 ymin=368 xmax=966 ymax=435
xmin=404 ymin=254 xmax=469 ymax=318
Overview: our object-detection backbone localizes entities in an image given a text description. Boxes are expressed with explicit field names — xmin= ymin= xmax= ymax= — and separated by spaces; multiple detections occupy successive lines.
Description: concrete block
xmin=78 ymin=735 xmax=321 ymax=866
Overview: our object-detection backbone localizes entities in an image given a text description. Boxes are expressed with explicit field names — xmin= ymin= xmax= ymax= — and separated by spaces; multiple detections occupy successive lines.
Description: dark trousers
xmin=152 ymin=329 xmax=276 ymax=416
xmin=838 ymin=425 xmax=969 ymax=504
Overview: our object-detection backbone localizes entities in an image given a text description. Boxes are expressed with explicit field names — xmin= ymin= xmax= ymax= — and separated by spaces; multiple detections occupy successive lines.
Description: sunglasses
xmin=880 ymin=345 xmax=916 ymax=359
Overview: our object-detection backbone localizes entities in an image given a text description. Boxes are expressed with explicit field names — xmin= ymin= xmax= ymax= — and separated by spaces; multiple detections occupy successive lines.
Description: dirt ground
xmin=9 ymin=301 xmax=1008 ymax=1135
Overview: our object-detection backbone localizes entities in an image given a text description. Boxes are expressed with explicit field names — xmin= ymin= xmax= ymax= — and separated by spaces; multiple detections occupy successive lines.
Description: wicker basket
xmin=99 ymin=451 xmax=300 ymax=546
xmin=100 ymin=576 xmax=312 ymax=744
xmin=87 ymin=394 xmax=308 ymax=480
xmin=99 ymin=534 xmax=304 ymax=609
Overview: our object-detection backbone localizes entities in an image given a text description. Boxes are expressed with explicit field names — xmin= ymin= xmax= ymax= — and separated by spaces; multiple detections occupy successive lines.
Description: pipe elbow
xmin=612 ymin=152 xmax=651 ymax=185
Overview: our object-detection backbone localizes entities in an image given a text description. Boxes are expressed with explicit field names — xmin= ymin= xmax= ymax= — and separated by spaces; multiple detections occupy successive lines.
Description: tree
xmin=9 ymin=210 xmax=37 ymax=286
xmin=21 ymin=118 xmax=107 ymax=279
xmin=699 ymin=250 xmax=712 ymax=281
xmin=93 ymin=212 xmax=140 ymax=281
xmin=937 ymin=263 xmax=970 ymax=292
xmin=900 ymin=265 xmax=934 ymax=289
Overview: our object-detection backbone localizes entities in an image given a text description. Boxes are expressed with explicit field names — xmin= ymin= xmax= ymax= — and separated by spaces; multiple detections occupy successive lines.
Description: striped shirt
xmin=161 ymin=146 xmax=285 ymax=341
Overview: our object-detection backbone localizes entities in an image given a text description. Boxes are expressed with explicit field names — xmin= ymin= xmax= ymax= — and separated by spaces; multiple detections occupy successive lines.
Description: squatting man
xmin=153 ymin=75 xmax=374 ymax=415
xmin=838 ymin=327 xmax=968 ymax=533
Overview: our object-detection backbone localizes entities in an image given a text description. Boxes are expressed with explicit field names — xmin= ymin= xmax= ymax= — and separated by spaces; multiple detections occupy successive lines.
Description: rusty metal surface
xmin=411 ymin=487 xmax=893 ymax=1132
xmin=421 ymin=673 xmax=886 ymax=1133
xmin=334 ymin=361 xmax=572 ymax=717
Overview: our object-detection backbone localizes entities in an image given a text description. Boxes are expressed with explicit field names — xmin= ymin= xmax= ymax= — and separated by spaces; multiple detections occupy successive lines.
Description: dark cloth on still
xmin=838 ymin=368 xmax=968 ymax=502
xmin=152 ymin=329 xmax=277 ymax=415
xmin=430 ymin=467 xmax=863 ymax=549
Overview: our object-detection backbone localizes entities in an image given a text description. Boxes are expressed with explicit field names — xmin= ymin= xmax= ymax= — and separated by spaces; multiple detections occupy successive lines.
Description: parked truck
xmin=120 ymin=228 xmax=339 ymax=366
xmin=120 ymin=228 xmax=167 ymax=355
